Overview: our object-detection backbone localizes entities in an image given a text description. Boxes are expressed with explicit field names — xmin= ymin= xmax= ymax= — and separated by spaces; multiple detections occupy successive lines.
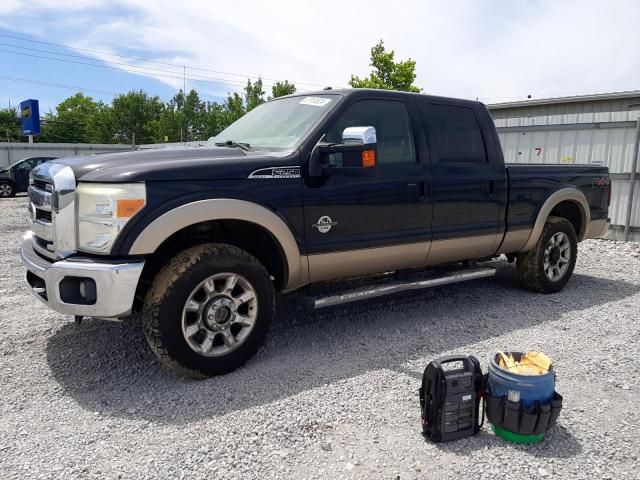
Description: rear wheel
xmin=142 ymin=243 xmax=275 ymax=378
xmin=0 ymin=182 xmax=14 ymax=197
xmin=516 ymin=216 xmax=578 ymax=293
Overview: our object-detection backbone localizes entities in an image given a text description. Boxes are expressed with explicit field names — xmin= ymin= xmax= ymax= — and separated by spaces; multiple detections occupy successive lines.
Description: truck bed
xmin=505 ymin=163 xmax=610 ymax=233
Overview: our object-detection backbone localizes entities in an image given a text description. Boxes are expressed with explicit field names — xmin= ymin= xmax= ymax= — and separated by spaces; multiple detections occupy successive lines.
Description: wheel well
xmin=134 ymin=219 xmax=287 ymax=310
xmin=549 ymin=200 xmax=583 ymax=237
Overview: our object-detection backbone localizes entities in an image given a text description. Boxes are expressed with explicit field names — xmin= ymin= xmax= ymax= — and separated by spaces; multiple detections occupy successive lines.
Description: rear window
xmin=426 ymin=104 xmax=487 ymax=163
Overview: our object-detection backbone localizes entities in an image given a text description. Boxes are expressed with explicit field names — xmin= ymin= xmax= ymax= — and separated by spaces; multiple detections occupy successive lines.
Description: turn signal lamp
xmin=362 ymin=150 xmax=376 ymax=168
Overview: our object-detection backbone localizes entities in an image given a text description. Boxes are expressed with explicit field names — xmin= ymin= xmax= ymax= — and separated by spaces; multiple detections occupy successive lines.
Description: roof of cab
xmin=289 ymin=88 xmax=483 ymax=107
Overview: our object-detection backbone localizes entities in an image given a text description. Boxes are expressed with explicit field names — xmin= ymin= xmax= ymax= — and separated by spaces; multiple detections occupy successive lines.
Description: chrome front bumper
xmin=20 ymin=234 xmax=145 ymax=318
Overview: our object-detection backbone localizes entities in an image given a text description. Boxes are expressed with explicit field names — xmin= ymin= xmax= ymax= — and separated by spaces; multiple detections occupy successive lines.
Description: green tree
xmin=220 ymin=92 xmax=246 ymax=128
xmin=39 ymin=93 xmax=103 ymax=143
xmin=110 ymin=90 xmax=163 ymax=144
xmin=151 ymin=89 xmax=208 ymax=142
xmin=0 ymin=108 xmax=21 ymax=142
xmin=270 ymin=80 xmax=296 ymax=99
xmin=202 ymin=101 xmax=225 ymax=139
xmin=349 ymin=40 xmax=421 ymax=93
xmin=244 ymin=79 xmax=265 ymax=112
xmin=86 ymin=106 xmax=117 ymax=144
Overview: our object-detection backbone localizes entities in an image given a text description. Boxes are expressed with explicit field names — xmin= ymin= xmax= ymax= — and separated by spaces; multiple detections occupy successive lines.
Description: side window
xmin=16 ymin=159 xmax=35 ymax=171
xmin=326 ymin=100 xmax=416 ymax=165
xmin=427 ymin=104 xmax=487 ymax=163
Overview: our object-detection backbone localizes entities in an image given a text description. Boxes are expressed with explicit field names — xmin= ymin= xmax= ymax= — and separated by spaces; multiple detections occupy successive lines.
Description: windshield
xmin=208 ymin=94 xmax=338 ymax=151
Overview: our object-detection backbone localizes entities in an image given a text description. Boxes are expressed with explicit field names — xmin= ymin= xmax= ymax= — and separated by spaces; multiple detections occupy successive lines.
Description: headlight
xmin=77 ymin=183 xmax=146 ymax=253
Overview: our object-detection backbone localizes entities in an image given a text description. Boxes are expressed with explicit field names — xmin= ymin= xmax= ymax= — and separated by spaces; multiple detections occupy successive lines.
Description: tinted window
xmin=427 ymin=104 xmax=487 ymax=163
xmin=15 ymin=159 xmax=36 ymax=171
xmin=326 ymin=100 xmax=416 ymax=165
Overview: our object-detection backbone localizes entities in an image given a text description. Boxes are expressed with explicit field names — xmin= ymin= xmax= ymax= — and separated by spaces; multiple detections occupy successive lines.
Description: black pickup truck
xmin=21 ymin=89 xmax=610 ymax=377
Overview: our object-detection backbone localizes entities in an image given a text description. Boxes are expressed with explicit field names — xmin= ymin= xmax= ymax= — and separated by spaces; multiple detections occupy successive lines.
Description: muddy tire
xmin=142 ymin=243 xmax=275 ymax=378
xmin=516 ymin=216 xmax=578 ymax=294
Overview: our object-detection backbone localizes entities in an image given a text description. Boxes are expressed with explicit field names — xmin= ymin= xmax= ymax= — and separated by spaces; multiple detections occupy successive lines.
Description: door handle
xmin=408 ymin=182 xmax=428 ymax=201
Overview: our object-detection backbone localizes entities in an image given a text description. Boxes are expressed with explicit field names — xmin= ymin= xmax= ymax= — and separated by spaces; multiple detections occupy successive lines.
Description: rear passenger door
xmin=418 ymin=101 xmax=507 ymax=263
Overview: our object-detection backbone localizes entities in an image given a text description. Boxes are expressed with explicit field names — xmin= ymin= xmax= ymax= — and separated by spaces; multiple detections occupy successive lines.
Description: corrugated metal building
xmin=488 ymin=91 xmax=640 ymax=241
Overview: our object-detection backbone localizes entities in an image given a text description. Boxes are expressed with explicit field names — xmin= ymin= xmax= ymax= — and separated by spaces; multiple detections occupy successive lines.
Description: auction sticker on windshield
xmin=299 ymin=96 xmax=332 ymax=107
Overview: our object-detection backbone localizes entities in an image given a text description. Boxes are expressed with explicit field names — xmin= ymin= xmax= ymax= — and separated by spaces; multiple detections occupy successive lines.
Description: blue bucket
xmin=488 ymin=352 xmax=555 ymax=408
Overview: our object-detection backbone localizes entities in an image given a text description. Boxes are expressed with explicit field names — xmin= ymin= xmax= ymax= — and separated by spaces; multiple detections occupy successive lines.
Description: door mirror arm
xmin=308 ymin=126 xmax=378 ymax=178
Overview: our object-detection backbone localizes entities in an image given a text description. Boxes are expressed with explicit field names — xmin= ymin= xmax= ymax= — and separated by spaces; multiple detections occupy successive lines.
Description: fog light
xmin=59 ymin=277 xmax=97 ymax=305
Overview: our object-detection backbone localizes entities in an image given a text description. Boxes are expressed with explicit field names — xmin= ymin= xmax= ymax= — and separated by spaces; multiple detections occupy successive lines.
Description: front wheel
xmin=516 ymin=216 xmax=578 ymax=294
xmin=142 ymin=243 xmax=275 ymax=378
xmin=0 ymin=182 xmax=14 ymax=198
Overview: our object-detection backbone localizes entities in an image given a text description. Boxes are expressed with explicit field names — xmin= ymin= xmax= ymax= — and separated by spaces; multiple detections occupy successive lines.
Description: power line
xmin=0 ymin=42 xmax=308 ymax=92
xmin=0 ymin=48 xmax=317 ymax=96
xmin=0 ymin=49 xmax=256 ymax=90
xmin=0 ymin=41 xmax=185 ymax=75
xmin=0 ymin=32 xmax=331 ymax=88
xmin=0 ymin=74 xmax=120 ymax=95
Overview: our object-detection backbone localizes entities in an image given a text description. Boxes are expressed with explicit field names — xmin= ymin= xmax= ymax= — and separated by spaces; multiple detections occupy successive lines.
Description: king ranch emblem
xmin=312 ymin=216 xmax=338 ymax=234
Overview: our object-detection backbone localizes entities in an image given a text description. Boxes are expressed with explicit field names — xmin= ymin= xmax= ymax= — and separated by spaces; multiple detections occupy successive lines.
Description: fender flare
xmin=521 ymin=187 xmax=590 ymax=252
xmin=128 ymin=199 xmax=307 ymax=291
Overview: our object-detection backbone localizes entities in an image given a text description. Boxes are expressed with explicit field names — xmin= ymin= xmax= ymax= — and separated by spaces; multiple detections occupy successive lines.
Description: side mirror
xmin=309 ymin=126 xmax=377 ymax=177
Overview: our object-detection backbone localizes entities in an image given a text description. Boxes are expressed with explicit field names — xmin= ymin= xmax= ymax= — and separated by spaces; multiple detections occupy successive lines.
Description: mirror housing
xmin=342 ymin=126 xmax=377 ymax=145
xmin=309 ymin=126 xmax=377 ymax=177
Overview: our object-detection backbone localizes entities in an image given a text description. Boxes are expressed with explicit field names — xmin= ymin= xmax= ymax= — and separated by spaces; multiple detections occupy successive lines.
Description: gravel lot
xmin=1 ymin=194 xmax=639 ymax=480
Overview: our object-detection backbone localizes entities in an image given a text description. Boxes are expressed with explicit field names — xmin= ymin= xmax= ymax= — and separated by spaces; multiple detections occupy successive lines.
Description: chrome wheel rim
xmin=543 ymin=232 xmax=571 ymax=281
xmin=0 ymin=184 xmax=11 ymax=197
xmin=181 ymin=273 xmax=258 ymax=357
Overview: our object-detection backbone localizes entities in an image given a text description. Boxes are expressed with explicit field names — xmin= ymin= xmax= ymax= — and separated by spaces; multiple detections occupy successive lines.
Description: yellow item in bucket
xmin=497 ymin=351 xmax=551 ymax=375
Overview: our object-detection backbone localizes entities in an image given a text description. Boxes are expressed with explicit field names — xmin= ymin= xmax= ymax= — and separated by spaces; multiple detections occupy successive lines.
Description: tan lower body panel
xmin=302 ymin=217 xmax=604 ymax=287
xmin=497 ymin=228 xmax=531 ymax=254
xmin=306 ymin=241 xmax=431 ymax=283
xmin=305 ymin=233 xmax=501 ymax=284
xmin=427 ymin=233 xmax=501 ymax=266
xmin=584 ymin=218 xmax=609 ymax=239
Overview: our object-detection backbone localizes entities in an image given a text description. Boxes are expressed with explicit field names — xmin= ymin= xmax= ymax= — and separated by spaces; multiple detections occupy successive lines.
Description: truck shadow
xmin=46 ymin=261 xmax=639 ymax=428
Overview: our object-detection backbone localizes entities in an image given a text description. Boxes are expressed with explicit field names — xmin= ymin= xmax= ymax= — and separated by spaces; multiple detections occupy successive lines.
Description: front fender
xmin=127 ymin=198 xmax=307 ymax=291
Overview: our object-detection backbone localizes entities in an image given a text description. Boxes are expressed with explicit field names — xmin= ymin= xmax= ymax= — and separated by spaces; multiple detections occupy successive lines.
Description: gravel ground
xmin=1 ymin=194 xmax=639 ymax=480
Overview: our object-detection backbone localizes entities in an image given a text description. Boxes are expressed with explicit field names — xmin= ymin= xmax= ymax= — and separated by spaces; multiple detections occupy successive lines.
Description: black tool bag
xmin=485 ymin=391 xmax=563 ymax=435
xmin=419 ymin=355 xmax=484 ymax=442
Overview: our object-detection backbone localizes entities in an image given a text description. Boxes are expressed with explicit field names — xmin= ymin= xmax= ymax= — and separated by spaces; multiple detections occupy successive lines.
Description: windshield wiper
xmin=214 ymin=140 xmax=250 ymax=151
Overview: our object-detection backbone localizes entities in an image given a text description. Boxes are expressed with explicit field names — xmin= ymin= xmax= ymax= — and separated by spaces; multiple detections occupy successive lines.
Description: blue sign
xmin=20 ymin=99 xmax=40 ymax=135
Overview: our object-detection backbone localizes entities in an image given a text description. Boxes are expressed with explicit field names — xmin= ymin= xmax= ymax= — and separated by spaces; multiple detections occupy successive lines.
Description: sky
xmin=0 ymin=0 xmax=639 ymax=112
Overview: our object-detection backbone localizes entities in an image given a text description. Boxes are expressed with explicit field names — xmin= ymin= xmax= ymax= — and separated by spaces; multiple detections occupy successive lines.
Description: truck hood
xmin=51 ymin=146 xmax=281 ymax=182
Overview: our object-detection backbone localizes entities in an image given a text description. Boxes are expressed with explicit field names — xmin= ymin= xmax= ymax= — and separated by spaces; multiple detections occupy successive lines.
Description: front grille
xmin=28 ymin=163 xmax=77 ymax=260
xmin=32 ymin=179 xmax=52 ymax=191
xmin=29 ymin=179 xmax=56 ymax=260
xmin=36 ymin=210 xmax=52 ymax=222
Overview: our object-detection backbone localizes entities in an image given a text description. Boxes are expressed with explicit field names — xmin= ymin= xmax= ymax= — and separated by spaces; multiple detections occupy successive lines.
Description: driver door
xmin=14 ymin=159 xmax=36 ymax=192
xmin=302 ymin=98 xmax=433 ymax=282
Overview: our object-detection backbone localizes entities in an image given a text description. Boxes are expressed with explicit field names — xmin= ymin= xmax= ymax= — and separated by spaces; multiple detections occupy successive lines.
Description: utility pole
xmin=624 ymin=117 xmax=640 ymax=241
xmin=132 ymin=132 xmax=136 ymax=150
xmin=6 ymin=128 xmax=12 ymax=165
xmin=182 ymin=65 xmax=186 ymax=143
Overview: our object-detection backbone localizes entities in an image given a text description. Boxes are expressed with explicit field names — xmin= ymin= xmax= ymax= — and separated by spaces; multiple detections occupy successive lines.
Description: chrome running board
xmin=309 ymin=267 xmax=496 ymax=310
